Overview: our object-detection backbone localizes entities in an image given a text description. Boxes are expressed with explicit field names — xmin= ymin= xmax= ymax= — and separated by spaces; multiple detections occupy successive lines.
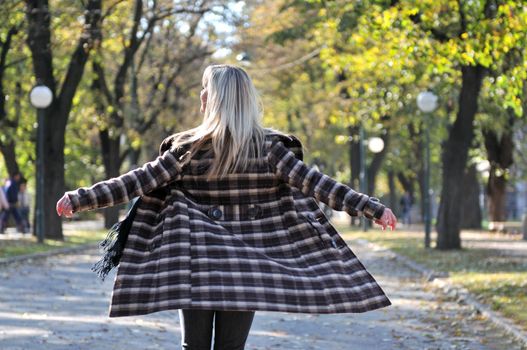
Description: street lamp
xmin=368 ymin=137 xmax=385 ymax=154
xmin=29 ymin=84 xmax=53 ymax=244
xmin=359 ymin=129 xmax=385 ymax=232
xmin=417 ymin=91 xmax=438 ymax=248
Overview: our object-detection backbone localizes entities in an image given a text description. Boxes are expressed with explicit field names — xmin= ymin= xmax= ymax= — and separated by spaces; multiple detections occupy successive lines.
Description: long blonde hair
xmin=169 ymin=64 xmax=267 ymax=179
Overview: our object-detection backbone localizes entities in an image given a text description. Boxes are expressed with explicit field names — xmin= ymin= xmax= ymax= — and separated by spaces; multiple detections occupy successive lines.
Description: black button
xmin=331 ymin=239 xmax=338 ymax=249
xmin=78 ymin=188 xmax=86 ymax=195
xmin=247 ymin=205 xmax=261 ymax=219
xmin=208 ymin=206 xmax=222 ymax=220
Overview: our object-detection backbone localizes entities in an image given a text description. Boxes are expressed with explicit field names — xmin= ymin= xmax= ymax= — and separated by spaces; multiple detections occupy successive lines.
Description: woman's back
xmin=56 ymin=64 xmax=396 ymax=350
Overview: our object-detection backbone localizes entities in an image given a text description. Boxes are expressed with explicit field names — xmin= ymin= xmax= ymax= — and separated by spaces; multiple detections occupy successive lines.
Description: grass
xmin=0 ymin=229 xmax=106 ymax=259
xmin=336 ymin=225 xmax=527 ymax=332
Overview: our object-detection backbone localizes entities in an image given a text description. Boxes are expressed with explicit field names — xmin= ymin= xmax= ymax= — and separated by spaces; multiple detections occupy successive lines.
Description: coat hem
xmin=107 ymin=298 xmax=392 ymax=318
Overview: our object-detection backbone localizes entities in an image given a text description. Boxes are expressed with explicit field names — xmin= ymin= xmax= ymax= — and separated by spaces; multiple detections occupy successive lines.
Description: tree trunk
xmin=0 ymin=26 xmax=21 ymax=178
xmin=128 ymin=147 xmax=141 ymax=168
xmin=348 ymin=125 xmax=360 ymax=225
xmin=436 ymin=65 xmax=485 ymax=250
xmin=0 ymin=141 xmax=20 ymax=177
xmin=394 ymin=172 xmax=415 ymax=216
xmin=417 ymin=169 xmax=426 ymax=223
xmin=100 ymin=128 xmax=123 ymax=228
xmin=26 ymin=0 xmax=101 ymax=240
xmin=486 ymin=166 xmax=508 ymax=224
xmin=460 ymin=163 xmax=482 ymax=229
xmin=483 ymin=123 xmax=514 ymax=225
xmin=366 ymin=131 xmax=389 ymax=196
xmin=43 ymin=118 xmax=66 ymax=239
xmin=387 ymin=170 xmax=397 ymax=211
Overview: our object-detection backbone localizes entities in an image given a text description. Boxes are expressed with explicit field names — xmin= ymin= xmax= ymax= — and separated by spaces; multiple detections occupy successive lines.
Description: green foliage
xmin=0 ymin=0 xmax=227 ymax=190
xmin=253 ymin=0 xmax=527 ymax=204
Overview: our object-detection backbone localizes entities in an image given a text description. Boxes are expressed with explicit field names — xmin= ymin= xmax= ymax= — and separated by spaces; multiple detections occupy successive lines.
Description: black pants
xmin=178 ymin=309 xmax=255 ymax=350
xmin=0 ymin=206 xmax=24 ymax=233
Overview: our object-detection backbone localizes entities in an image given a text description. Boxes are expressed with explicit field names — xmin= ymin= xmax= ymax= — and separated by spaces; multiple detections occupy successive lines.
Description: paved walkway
xmin=0 ymin=238 xmax=524 ymax=349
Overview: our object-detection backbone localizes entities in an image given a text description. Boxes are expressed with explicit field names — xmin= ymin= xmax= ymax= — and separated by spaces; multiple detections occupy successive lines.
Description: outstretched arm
xmin=58 ymin=149 xmax=191 ymax=216
xmin=268 ymin=138 xmax=385 ymax=221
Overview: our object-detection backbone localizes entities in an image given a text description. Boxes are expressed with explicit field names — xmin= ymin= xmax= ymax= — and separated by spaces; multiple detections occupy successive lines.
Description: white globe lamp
xmin=367 ymin=137 xmax=384 ymax=153
xmin=416 ymin=91 xmax=438 ymax=113
xmin=30 ymin=85 xmax=53 ymax=109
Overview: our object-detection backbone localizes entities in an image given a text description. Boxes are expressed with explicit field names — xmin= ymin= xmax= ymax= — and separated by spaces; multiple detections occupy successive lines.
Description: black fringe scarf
xmin=91 ymin=197 xmax=142 ymax=281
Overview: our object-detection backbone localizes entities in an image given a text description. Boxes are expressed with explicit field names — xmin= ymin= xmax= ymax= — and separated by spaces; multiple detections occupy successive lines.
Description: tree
xmin=264 ymin=0 xmax=527 ymax=249
xmin=90 ymin=0 xmax=217 ymax=227
xmin=483 ymin=117 xmax=514 ymax=224
xmin=0 ymin=0 xmax=25 ymax=178
xmin=25 ymin=0 xmax=102 ymax=239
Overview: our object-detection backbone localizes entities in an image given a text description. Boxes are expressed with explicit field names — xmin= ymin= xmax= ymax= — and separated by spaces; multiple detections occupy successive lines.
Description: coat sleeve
xmin=268 ymin=136 xmax=386 ymax=221
xmin=66 ymin=149 xmax=191 ymax=213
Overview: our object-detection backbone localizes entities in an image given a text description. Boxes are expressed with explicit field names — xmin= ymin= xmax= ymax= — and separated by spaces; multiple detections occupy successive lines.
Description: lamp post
xmin=29 ymin=85 xmax=53 ymax=244
xmin=359 ymin=126 xmax=385 ymax=232
xmin=416 ymin=91 xmax=438 ymax=248
xmin=476 ymin=160 xmax=490 ymax=226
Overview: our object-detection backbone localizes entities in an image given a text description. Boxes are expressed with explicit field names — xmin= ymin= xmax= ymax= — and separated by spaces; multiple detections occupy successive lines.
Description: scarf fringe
xmin=91 ymin=198 xmax=142 ymax=281
xmin=91 ymin=221 xmax=124 ymax=281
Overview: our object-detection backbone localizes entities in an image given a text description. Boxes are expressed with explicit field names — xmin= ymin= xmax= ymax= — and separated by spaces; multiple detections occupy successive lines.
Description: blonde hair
xmin=169 ymin=64 xmax=266 ymax=179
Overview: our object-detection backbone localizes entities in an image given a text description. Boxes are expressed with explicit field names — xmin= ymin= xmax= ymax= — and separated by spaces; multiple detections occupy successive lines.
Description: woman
xmin=57 ymin=64 xmax=397 ymax=350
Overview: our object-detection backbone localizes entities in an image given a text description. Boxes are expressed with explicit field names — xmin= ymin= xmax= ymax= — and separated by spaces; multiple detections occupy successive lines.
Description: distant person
xmin=1 ymin=173 xmax=25 ymax=233
xmin=0 ymin=183 xmax=8 ymax=234
xmin=57 ymin=64 xmax=397 ymax=349
xmin=400 ymin=191 xmax=413 ymax=226
xmin=18 ymin=180 xmax=30 ymax=233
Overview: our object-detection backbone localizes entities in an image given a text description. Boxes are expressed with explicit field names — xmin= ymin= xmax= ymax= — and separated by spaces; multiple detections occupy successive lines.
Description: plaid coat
xmin=66 ymin=130 xmax=391 ymax=318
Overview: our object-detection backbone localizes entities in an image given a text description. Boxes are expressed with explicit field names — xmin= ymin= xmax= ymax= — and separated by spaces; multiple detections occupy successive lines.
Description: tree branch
xmin=119 ymin=147 xmax=131 ymax=166
xmin=457 ymin=0 xmax=467 ymax=34
xmin=101 ymin=0 xmax=128 ymax=20
xmin=92 ymin=60 xmax=114 ymax=105
xmin=58 ymin=0 xmax=102 ymax=113
xmin=113 ymin=0 xmax=143 ymax=103
xmin=409 ymin=12 xmax=451 ymax=43
xmin=484 ymin=0 xmax=498 ymax=19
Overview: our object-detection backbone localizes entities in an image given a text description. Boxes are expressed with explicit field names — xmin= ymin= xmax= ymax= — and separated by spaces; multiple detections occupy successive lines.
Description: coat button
xmin=331 ymin=239 xmax=338 ymax=249
xmin=208 ymin=206 xmax=222 ymax=220
xmin=148 ymin=240 xmax=161 ymax=252
xmin=247 ymin=205 xmax=261 ymax=219
xmin=307 ymin=213 xmax=316 ymax=221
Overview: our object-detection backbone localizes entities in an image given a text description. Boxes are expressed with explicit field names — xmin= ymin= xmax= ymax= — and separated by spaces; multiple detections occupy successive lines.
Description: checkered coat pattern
xmin=66 ymin=130 xmax=391 ymax=318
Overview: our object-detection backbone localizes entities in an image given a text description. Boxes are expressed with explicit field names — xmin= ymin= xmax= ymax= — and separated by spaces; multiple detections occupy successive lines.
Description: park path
xmin=0 ymin=238 xmax=524 ymax=350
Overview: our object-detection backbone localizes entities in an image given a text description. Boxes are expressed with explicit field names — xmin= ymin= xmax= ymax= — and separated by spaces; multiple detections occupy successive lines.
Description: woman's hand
xmin=56 ymin=194 xmax=74 ymax=218
xmin=374 ymin=208 xmax=397 ymax=231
